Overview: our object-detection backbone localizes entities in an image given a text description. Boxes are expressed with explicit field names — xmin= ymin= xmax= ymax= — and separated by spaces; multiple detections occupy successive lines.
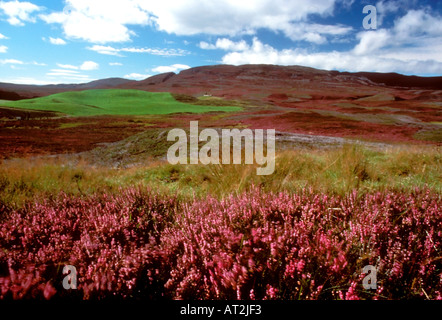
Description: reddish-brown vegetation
xmin=0 ymin=187 xmax=440 ymax=300
xmin=0 ymin=64 xmax=440 ymax=158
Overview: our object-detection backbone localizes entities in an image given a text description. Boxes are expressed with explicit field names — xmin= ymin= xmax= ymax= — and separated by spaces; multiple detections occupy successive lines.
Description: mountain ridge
xmin=1 ymin=64 xmax=441 ymax=100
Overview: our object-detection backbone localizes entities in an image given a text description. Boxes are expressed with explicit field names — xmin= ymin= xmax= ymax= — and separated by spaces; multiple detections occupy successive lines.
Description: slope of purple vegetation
xmin=0 ymin=187 xmax=440 ymax=300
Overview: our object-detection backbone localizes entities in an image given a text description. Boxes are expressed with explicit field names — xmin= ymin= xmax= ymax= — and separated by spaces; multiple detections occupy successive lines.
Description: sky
xmin=0 ymin=0 xmax=441 ymax=85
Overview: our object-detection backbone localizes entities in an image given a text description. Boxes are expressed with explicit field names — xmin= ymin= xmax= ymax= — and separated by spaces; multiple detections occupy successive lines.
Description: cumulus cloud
xmin=280 ymin=22 xmax=352 ymax=44
xmin=144 ymin=0 xmax=336 ymax=37
xmin=205 ymin=7 xmax=442 ymax=75
xmin=151 ymin=64 xmax=190 ymax=74
xmin=48 ymin=37 xmax=67 ymax=45
xmin=0 ymin=33 xmax=8 ymax=39
xmin=55 ymin=61 xmax=99 ymax=71
xmin=109 ymin=62 xmax=123 ymax=66
xmin=0 ymin=0 xmax=42 ymax=26
xmin=353 ymin=29 xmax=391 ymax=55
xmin=80 ymin=61 xmax=99 ymax=71
xmin=123 ymin=73 xmax=151 ymax=80
xmin=394 ymin=9 xmax=442 ymax=39
xmin=40 ymin=0 xmax=343 ymax=44
xmin=200 ymin=39 xmax=249 ymax=51
xmin=0 ymin=45 xmax=7 ymax=53
xmin=353 ymin=9 xmax=442 ymax=57
xmin=219 ymin=36 xmax=442 ymax=74
xmin=375 ymin=0 xmax=400 ymax=27
xmin=40 ymin=0 xmax=151 ymax=43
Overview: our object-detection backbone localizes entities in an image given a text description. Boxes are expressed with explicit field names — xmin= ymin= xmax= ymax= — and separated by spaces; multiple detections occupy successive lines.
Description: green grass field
xmin=1 ymin=89 xmax=242 ymax=116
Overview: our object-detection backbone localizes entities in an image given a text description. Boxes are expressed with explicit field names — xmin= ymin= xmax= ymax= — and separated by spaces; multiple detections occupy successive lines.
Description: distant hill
xmin=0 ymin=77 xmax=135 ymax=99
xmin=0 ymin=65 xmax=441 ymax=100
xmin=118 ymin=65 xmax=442 ymax=101
xmin=334 ymin=71 xmax=442 ymax=90
xmin=0 ymin=89 xmax=25 ymax=100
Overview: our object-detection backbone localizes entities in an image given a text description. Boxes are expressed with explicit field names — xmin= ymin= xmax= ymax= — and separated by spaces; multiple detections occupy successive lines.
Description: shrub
xmin=0 ymin=187 xmax=440 ymax=300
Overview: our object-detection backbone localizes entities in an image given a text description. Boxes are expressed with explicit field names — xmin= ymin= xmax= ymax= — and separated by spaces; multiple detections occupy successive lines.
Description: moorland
xmin=0 ymin=64 xmax=440 ymax=300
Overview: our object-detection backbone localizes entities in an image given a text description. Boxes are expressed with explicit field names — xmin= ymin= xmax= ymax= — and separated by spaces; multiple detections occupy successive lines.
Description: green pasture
xmin=0 ymin=89 xmax=242 ymax=116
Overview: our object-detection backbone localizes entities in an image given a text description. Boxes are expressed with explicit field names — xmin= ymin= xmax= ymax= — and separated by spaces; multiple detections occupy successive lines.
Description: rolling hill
xmin=0 ymin=89 xmax=242 ymax=116
xmin=1 ymin=65 xmax=442 ymax=100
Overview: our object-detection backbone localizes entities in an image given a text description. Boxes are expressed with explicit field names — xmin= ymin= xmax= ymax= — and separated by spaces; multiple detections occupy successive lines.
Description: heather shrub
xmin=0 ymin=187 xmax=179 ymax=300
xmin=162 ymin=188 xmax=441 ymax=300
xmin=0 ymin=187 xmax=440 ymax=300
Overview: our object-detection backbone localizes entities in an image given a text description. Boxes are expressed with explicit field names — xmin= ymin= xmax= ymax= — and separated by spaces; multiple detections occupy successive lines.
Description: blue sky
xmin=0 ymin=0 xmax=441 ymax=84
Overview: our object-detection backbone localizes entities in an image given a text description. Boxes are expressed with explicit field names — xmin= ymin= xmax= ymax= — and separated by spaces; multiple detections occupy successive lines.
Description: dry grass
xmin=1 ymin=144 xmax=440 ymax=209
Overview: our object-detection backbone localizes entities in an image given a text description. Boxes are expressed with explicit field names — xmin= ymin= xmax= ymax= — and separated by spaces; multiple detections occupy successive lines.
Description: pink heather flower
xmin=249 ymin=289 xmax=255 ymax=300
xmin=42 ymin=282 xmax=56 ymax=300
xmin=0 ymin=187 xmax=440 ymax=300
xmin=266 ymin=284 xmax=279 ymax=299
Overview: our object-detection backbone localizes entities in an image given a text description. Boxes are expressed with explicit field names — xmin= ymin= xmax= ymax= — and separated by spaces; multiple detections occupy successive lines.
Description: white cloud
xmin=144 ymin=0 xmax=336 ymax=38
xmin=0 ymin=0 xmax=42 ymax=26
xmin=40 ymin=0 xmax=151 ymax=43
xmin=351 ymin=9 xmax=442 ymax=60
xmin=353 ymin=29 xmax=391 ymax=55
xmin=40 ymin=0 xmax=342 ymax=44
xmin=46 ymin=69 xmax=92 ymax=82
xmin=200 ymin=38 xmax=249 ymax=51
xmin=219 ymin=37 xmax=442 ymax=74
xmin=0 ymin=58 xmax=24 ymax=64
xmin=0 ymin=33 xmax=8 ymax=39
xmin=50 ymin=68 xmax=80 ymax=74
xmin=279 ymin=22 xmax=352 ymax=44
xmin=213 ymin=8 xmax=437 ymax=75
xmin=56 ymin=63 xmax=78 ymax=70
xmin=87 ymin=45 xmax=189 ymax=57
xmin=48 ymin=37 xmax=67 ymax=45
xmin=393 ymin=10 xmax=442 ymax=39
xmin=0 ymin=77 xmax=58 ymax=85
xmin=47 ymin=72 xmax=87 ymax=78
xmin=123 ymin=73 xmax=151 ymax=80
xmin=121 ymin=47 xmax=189 ymax=56
xmin=0 ymin=45 xmax=7 ymax=53
xmin=376 ymin=0 xmax=400 ymax=27
xmin=80 ymin=61 xmax=99 ymax=70
xmin=31 ymin=61 xmax=47 ymax=66
xmin=87 ymin=45 xmax=122 ymax=56
xmin=56 ymin=61 xmax=99 ymax=71
xmin=151 ymin=64 xmax=190 ymax=74
xmin=109 ymin=62 xmax=123 ymax=66
xmin=199 ymin=41 xmax=215 ymax=50
xmin=0 ymin=58 xmax=46 ymax=66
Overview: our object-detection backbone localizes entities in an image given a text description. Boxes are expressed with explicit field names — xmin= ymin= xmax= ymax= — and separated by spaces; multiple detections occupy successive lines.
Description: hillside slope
xmin=1 ymin=89 xmax=241 ymax=116
xmin=1 ymin=65 xmax=441 ymax=100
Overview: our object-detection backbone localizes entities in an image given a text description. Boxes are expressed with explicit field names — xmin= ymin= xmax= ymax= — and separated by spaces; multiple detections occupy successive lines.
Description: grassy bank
xmin=0 ymin=144 xmax=440 ymax=208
